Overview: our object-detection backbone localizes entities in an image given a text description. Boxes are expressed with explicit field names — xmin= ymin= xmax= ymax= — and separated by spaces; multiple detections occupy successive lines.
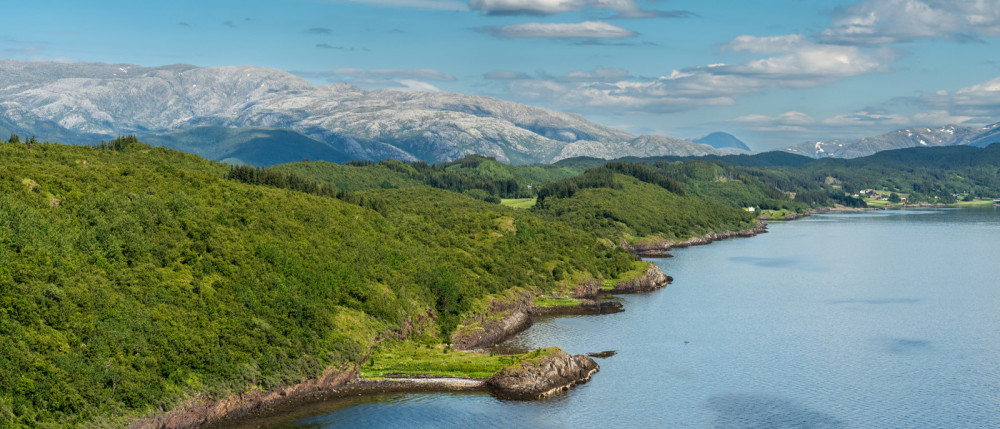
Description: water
xmin=246 ymin=208 xmax=1000 ymax=428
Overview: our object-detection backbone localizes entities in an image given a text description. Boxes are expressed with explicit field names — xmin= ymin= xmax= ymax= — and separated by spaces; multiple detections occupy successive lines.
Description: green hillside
xmin=534 ymin=164 xmax=761 ymax=243
xmin=141 ymin=126 xmax=354 ymax=167
xmin=0 ymin=138 xmax=637 ymax=427
xmin=272 ymin=155 xmax=585 ymax=199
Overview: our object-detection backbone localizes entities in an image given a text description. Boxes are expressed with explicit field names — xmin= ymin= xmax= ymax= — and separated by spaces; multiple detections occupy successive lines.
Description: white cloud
xmin=735 ymin=111 xmax=816 ymax=132
xmin=480 ymin=21 xmax=637 ymax=39
xmin=469 ymin=0 xmax=581 ymax=15
xmin=821 ymin=0 xmax=1000 ymax=45
xmin=909 ymin=75 xmax=1000 ymax=123
xmin=730 ymin=108 xmax=982 ymax=145
xmin=955 ymin=76 xmax=1000 ymax=99
xmin=723 ymin=34 xmax=807 ymax=53
xmin=490 ymin=32 xmax=893 ymax=114
xmin=558 ymin=67 xmax=629 ymax=82
xmin=819 ymin=110 xmax=910 ymax=127
xmin=495 ymin=69 xmax=746 ymax=113
xmin=714 ymin=35 xmax=892 ymax=87
xmin=911 ymin=110 xmax=976 ymax=125
xmin=737 ymin=111 xmax=815 ymax=125
xmin=468 ymin=0 xmax=688 ymax=18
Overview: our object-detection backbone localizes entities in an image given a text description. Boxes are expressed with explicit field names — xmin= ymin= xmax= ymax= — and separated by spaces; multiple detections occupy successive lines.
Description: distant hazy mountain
xmin=781 ymin=123 xmax=1000 ymax=158
xmin=966 ymin=122 xmax=1000 ymax=148
xmin=690 ymin=132 xmax=751 ymax=152
xmin=0 ymin=60 xmax=723 ymax=165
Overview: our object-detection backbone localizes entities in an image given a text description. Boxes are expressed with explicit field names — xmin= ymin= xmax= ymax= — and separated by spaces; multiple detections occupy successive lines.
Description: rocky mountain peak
xmin=0 ymin=60 xmax=724 ymax=165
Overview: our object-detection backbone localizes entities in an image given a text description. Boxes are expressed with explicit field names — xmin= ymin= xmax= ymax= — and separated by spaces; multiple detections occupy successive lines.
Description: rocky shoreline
xmin=449 ymin=264 xmax=672 ymax=352
xmin=131 ymin=226 xmax=752 ymax=428
xmin=130 ymin=365 xmax=360 ymax=429
xmin=486 ymin=348 xmax=600 ymax=400
xmin=622 ymin=222 xmax=768 ymax=258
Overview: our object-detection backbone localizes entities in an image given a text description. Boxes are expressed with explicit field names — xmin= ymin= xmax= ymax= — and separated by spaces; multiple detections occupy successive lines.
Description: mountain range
xmin=0 ymin=60 xmax=725 ymax=165
xmin=780 ymin=123 xmax=1000 ymax=158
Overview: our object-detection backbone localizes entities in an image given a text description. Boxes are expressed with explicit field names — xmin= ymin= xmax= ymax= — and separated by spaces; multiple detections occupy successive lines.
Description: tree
xmin=889 ymin=193 xmax=901 ymax=203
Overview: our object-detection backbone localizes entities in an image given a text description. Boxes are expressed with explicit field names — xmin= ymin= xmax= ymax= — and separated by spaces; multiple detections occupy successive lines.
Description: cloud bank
xmin=479 ymin=21 xmax=637 ymax=38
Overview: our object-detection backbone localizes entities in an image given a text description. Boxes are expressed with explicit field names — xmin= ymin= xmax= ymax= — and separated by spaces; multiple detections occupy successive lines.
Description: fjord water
xmin=258 ymin=208 xmax=1000 ymax=428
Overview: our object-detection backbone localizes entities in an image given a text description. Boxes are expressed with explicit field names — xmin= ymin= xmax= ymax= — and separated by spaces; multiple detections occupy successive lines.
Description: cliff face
xmin=450 ymin=290 xmax=534 ymax=351
xmin=487 ymin=349 xmax=599 ymax=399
xmin=610 ymin=265 xmax=672 ymax=294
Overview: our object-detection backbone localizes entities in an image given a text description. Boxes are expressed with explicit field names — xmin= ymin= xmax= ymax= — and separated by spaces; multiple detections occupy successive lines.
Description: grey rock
xmin=0 ymin=60 xmax=724 ymax=165
xmin=780 ymin=123 xmax=1000 ymax=158
xmin=486 ymin=348 xmax=599 ymax=399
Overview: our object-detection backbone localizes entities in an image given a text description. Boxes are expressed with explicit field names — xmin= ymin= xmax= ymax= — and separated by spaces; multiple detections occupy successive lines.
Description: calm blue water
xmin=246 ymin=208 xmax=1000 ymax=428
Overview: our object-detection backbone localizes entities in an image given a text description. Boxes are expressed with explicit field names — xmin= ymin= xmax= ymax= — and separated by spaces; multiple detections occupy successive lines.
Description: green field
xmin=533 ymin=296 xmax=582 ymax=308
xmin=361 ymin=343 xmax=557 ymax=379
xmin=500 ymin=198 xmax=536 ymax=209
xmin=954 ymin=199 xmax=997 ymax=207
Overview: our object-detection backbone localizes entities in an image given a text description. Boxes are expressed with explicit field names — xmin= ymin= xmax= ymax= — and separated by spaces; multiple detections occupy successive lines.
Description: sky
xmin=4 ymin=0 xmax=1000 ymax=151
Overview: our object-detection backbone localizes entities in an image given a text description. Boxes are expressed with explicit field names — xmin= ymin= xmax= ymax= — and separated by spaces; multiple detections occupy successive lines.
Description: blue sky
xmin=4 ymin=0 xmax=1000 ymax=150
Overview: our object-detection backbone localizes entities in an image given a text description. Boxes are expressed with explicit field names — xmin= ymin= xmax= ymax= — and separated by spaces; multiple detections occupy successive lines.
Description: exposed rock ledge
xmin=451 ymin=264 xmax=671 ymax=351
xmin=610 ymin=264 xmax=672 ymax=294
xmin=530 ymin=299 xmax=624 ymax=316
xmin=486 ymin=348 xmax=599 ymax=400
xmin=130 ymin=365 xmax=358 ymax=429
xmin=622 ymin=223 xmax=767 ymax=258
xmin=450 ymin=290 xmax=535 ymax=351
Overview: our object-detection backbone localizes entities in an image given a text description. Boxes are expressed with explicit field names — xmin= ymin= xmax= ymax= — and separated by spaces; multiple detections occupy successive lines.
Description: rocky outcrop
xmin=450 ymin=290 xmax=534 ymax=351
xmin=129 ymin=365 xmax=357 ymax=429
xmin=610 ymin=264 xmax=672 ymax=294
xmin=570 ymin=278 xmax=602 ymax=299
xmin=486 ymin=348 xmax=599 ymax=399
xmin=670 ymin=223 xmax=768 ymax=248
xmin=621 ymin=237 xmax=675 ymax=258
xmin=622 ymin=223 xmax=767 ymax=257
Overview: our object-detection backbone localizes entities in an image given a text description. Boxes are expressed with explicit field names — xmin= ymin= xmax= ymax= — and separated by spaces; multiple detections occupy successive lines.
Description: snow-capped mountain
xmin=781 ymin=124 xmax=1000 ymax=158
xmin=0 ymin=60 xmax=721 ymax=165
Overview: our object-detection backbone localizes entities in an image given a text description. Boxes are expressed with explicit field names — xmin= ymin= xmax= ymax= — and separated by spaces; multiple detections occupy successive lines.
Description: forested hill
xmin=0 ymin=137 xmax=645 ymax=426
xmin=549 ymin=145 xmax=1000 ymax=206
xmin=270 ymin=155 xmax=588 ymax=201
xmin=553 ymin=151 xmax=816 ymax=169
xmin=817 ymin=143 xmax=1000 ymax=169
xmin=4 ymin=135 xmax=998 ymax=426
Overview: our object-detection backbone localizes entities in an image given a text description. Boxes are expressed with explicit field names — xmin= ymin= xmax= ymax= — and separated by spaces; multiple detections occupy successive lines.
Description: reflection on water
xmin=256 ymin=208 xmax=1000 ymax=428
